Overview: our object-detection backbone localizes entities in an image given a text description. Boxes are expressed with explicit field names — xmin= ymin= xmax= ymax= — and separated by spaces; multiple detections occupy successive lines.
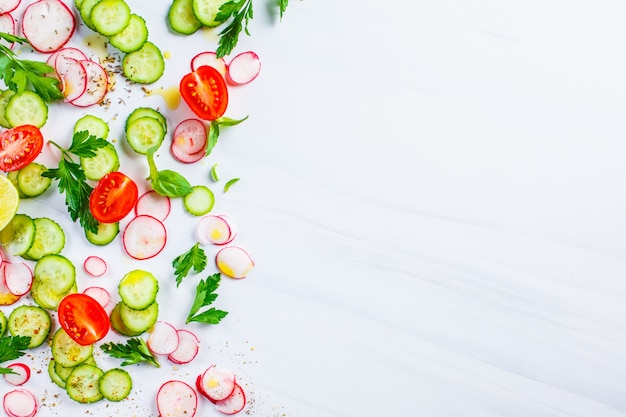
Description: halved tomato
xmin=180 ymin=65 xmax=228 ymax=121
xmin=0 ymin=125 xmax=44 ymax=172
xmin=89 ymin=171 xmax=138 ymax=223
xmin=58 ymin=293 xmax=110 ymax=345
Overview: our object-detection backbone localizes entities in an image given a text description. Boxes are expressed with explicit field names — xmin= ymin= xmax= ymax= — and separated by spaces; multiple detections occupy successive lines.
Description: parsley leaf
xmin=0 ymin=335 xmax=31 ymax=374
xmin=279 ymin=0 xmax=289 ymax=19
xmin=186 ymin=273 xmax=229 ymax=324
xmin=100 ymin=338 xmax=159 ymax=367
xmin=215 ymin=0 xmax=254 ymax=58
xmin=172 ymin=242 xmax=208 ymax=287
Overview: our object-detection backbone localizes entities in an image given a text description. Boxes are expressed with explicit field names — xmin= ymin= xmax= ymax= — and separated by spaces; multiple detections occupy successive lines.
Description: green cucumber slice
xmin=122 ymin=41 xmax=165 ymax=84
xmin=0 ymin=214 xmax=36 ymax=257
xmin=8 ymin=305 xmax=51 ymax=348
xmin=16 ymin=162 xmax=52 ymax=198
xmin=25 ymin=217 xmax=65 ymax=260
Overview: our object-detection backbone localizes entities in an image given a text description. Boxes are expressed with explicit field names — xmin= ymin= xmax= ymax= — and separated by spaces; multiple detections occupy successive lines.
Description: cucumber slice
xmin=118 ymin=269 xmax=158 ymax=310
xmin=66 ymin=363 xmax=104 ymax=403
xmin=31 ymin=280 xmax=77 ymax=310
xmin=52 ymin=328 xmax=94 ymax=367
xmin=192 ymin=0 xmax=228 ymax=27
xmin=109 ymin=302 xmax=142 ymax=336
xmin=0 ymin=310 xmax=7 ymax=337
xmin=6 ymin=171 xmax=25 ymax=198
xmin=168 ymin=0 xmax=202 ymax=35
xmin=0 ymin=90 xmax=15 ymax=128
xmin=183 ymin=185 xmax=215 ymax=216
xmin=80 ymin=142 xmax=120 ymax=181
xmin=91 ymin=0 xmax=131 ymax=36
xmin=5 ymin=90 xmax=48 ymax=128
xmin=84 ymin=221 xmax=119 ymax=246
xmin=48 ymin=359 xmax=66 ymax=389
xmin=122 ymin=41 xmax=165 ymax=84
xmin=119 ymin=301 xmax=158 ymax=334
xmin=125 ymin=107 xmax=167 ymax=133
xmin=125 ymin=116 xmax=165 ymax=155
xmin=79 ymin=0 xmax=103 ymax=31
xmin=17 ymin=162 xmax=52 ymax=198
xmin=8 ymin=305 xmax=51 ymax=348
xmin=54 ymin=355 xmax=96 ymax=381
xmin=99 ymin=368 xmax=132 ymax=401
xmin=109 ymin=14 xmax=148 ymax=53
xmin=74 ymin=114 xmax=109 ymax=140
xmin=0 ymin=214 xmax=36 ymax=257
xmin=33 ymin=254 xmax=76 ymax=295
xmin=25 ymin=217 xmax=65 ymax=260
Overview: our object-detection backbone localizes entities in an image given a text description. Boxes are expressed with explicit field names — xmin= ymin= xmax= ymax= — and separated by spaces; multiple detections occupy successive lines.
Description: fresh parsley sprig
xmin=207 ymin=116 xmax=248 ymax=156
xmin=0 ymin=32 xmax=63 ymax=102
xmin=0 ymin=336 xmax=31 ymax=375
xmin=44 ymin=131 xmax=110 ymax=234
xmin=100 ymin=338 xmax=160 ymax=368
xmin=146 ymin=146 xmax=194 ymax=197
xmin=215 ymin=0 xmax=254 ymax=58
xmin=172 ymin=242 xmax=208 ymax=287
xmin=186 ymin=273 xmax=229 ymax=324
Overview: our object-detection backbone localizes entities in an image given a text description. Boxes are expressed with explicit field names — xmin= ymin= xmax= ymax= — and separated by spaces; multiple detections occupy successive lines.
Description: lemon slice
xmin=0 ymin=175 xmax=19 ymax=232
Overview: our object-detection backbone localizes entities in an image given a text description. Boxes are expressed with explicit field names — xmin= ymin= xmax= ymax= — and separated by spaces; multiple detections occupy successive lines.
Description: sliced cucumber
xmin=5 ymin=90 xmax=48 ymax=128
xmin=99 ymin=368 xmax=132 ymax=401
xmin=74 ymin=114 xmax=109 ymax=140
xmin=119 ymin=301 xmax=158 ymax=334
xmin=125 ymin=106 xmax=167 ymax=133
xmin=54 ymin=355 xmax=96 ymax=382
xmin=80 ymin=142 xmax=120 ymax=181
xmin=0 ymin=310 xmax=7 ymax=337
xmin=6 ymin=170 xmax=25 ymax=198
xmin=118 ymin=269 xmax=158 ymax=310
xmin=52 ymin=328 xmax=94 ymax=368
xmin=91 ymin=0 xmax=131 ymax=36
xmin=66 ymin=363 xmax=104 ymax=404
xmin=33 ymin=254 xmax=76 ymax=295
xmin=168 ymin=0 xmax=202 ymax=35
xmin=109 ymin=13 xmax=148 ymax=53
xmin=125 ymin=116 xmax=166 ymax=155
xmin=183 ymin=185 xmax=215 ymax=216
xmin=31 ymin=280 xmax=77 ymax=310
xmin=0 ymin=214 xmax=36 ymax=257
xmin=25 ymin=217 xmax=65 ymax=260
xmin=192 ymin=0 xmax=228 ymax=27
xmin=84 ymin=221 xmax=119 ymax=246
xmin=109 ymin=302 xmax=142 ymax=336
xmin=17 ymin=162 xmax=52 ymax=198
xmin=79 ymin=0 xmax=103 ymax=31
xmin=49 ymin=359 xmax=67 ymax=389
xmin=0 ymin=90 xmax=15 ymax=128
xmin=122 ymin=41 xmax=165 ymax=84
xmin=8 ymin=305 xmax=51 ymax=348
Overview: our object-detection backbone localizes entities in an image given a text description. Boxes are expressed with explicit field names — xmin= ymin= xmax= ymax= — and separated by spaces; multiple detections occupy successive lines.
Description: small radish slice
xmin=200 ymin=365 xmax=236 ymax=402
xmin=70 ymin=60 xmax=108 ymax=107
xmin=0 ymin=0 xmax=20 ymax=15
xmin=3 ymin=364 xmax=30 ymax=386
xmin=191 ymin=52 xmax=227 ymax=76
xmin=22 ymin=0 xmax=75 ymax=53
xmin=215 ymin=383 xmax=246 ymax=415
xmin=3 ymin=262 xmax=32 ymax=297
xmin=82 ymin=286 xmax=110 ymax=308
xmin=226 ymin=51 xmax=261 ymax=85
xmin=122 ymin=215 xmax=167 ymax=260
xmin=0 ymin=267 xmax=20 ymax=305
xmin=216 ymin=246 xmax=254 ymax=279
xmin=167 ymin=329 xmax=199 ymax=364
xmin=55 ymin=57 xmax=87 ymax=102
xmin=170 ymin=141 xmax=205 ymax=164
xmin=147 ymin=321 xmax=179 ymax=355
xmin=156 ymin=380 xmax=197 ymax=417
xmin=0 ymin=14 xmax=15 ymax=49
xmin=3 ymin=388 xmax=37 ymax=417
xmin=52 ymin=47 xmax=88 ymax=66
xmin=195 ymin=374 xmax=214 ymax=403
xmin=135 ymin=190 xmax=171 ymax=221
xmin=83 ymin=256 xmax=107 ymax=277
xmin=196 ymin=215 xmax=234 ymax=245
xmin=172 ymin=119 xmax=207 ymax=155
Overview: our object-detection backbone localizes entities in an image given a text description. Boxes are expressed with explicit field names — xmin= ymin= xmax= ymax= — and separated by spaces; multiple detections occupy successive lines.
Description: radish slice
xmin=3 ymin=262 xmax=32 ymax=297
xmin=226 ymin=51 xmax=261 ymax=85
xmin=83 ymin=256 xmax=107 ymax=277
xmin=122 ymin=215 xmax=167 ymax=260
xmin=21 ymin=0 xmax=75 ymax=53
xmin=82 ymin=286 xmax=110 ymax=308
xmin=3 ymin=388 xmax=37 ymax=417
xmin=215 ymin=383 xmax=246 ymax=415
xmin=195 ymin=374 xmax=214 ymax=403
xmin=170 ymin=141 xmax=205 ymax=164
xmin=0 ymin=0 xmax=20 ymax=15
xmin=0 ymin=14 xmax=15 ymax=49
xmin=135 ymin=191 xmax=171 ymax=221
xmin=200 ymin=365 xmax=236 ymax=402
xmin=172 ymin=119 xmax=207 ymax=154
xmin=52 ymin=47 xmax=88 ymax=66
xmin=156 ymin=380 xmax=197 ymax=417
xmin=147 ymin=321 xmax=179 ymax=355
xmin=196 ymin=215 xmax=235 ymax=245
xmin=191 ymin=52 xmax=227 ymax=76
xmin=167 ymin=329 xmax=199 ymax=364
xmin=3 ymin=364 xmax=30 ymax=386
xmin=0 ymin=266 xmax=20 ymax=306
xmin=55 ymin=57 xmax=87 ymax=102
xmin=216 ymin=246 xmax=254 ymax=279
xmin=70 ymin=60 xmax=108 ymax=107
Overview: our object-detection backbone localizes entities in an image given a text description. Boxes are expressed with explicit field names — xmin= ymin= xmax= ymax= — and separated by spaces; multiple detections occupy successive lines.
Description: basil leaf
xmin=152 ymin=170 xmax=193 ymax=197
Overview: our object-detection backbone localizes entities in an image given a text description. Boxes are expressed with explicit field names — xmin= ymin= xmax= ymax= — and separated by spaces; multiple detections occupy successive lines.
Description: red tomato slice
xmin=179 ymin=65 xmax=228 ymax=121
xmin=0 ymin=125 xmax=44 ymax=172
xmin=58 ymin=293 xmax=110 ymax=345
xmin=89 ymin=171 xmax=138 ymax=223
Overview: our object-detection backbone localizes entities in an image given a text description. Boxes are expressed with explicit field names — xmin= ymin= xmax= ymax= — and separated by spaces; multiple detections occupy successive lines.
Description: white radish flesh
xmin=0 ymin=0 xmax=20 ymax=15
xmin=21 ymin=0 xmax=75 ymax=53
xmin=3 ymin=364 xmax=30 ymax=386
xmin=191 ymin=52 xmax=227 ymax=76
xmin=215 ymin=383 xmax=246 ymax=415
xmin=170 ymin=141 xmax=205 ymax=164
xmin=156 ymin=380 xmax=197 ymax=417
xmin=55 ymin=57 xmax=87 ymax=102
xmin=83 ymin=256 xmax=107 ymax=277
xmin=3 ymin=262 xmax=32 ymax=297
xmin=0 ymin=14 xmax=15 ymax=49
xmin=200 ymin=365 xmax=236 ymax=402
xmin=3 ymin=388 xmax=37 ymax=417
xmin=70 ymin=60 xmax=108 ymax=107
xmin=215 ymin=246 xmax=254 ymax=279
xmin=172 ymin=119 xmax=207 ymax=154
xmin=147 ymin=321 xmax=179 ymax=355
xmin=167 ymin=329 xmax=199 ymax=364
xmin=135 ymin=190 xmax=171 ymax=221
xmin=122 ymin=215 xmax=167 ymax=260
xmin=196 ymin=215 xmax=235 ymax=245
xmin=82 ymin=286 xmax=110 ymax=308
xmin=226 ymin=51 xmax=261 ymax=85
xmin=52 ymin=47 xmax=88 ymax=66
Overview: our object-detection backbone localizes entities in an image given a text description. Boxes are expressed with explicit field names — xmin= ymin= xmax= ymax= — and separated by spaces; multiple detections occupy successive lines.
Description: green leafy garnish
xmin=44 ymin=131 xmax=109 ymax=234
xmin=172 ymin=242 xmax=208 ymax=287
xmin=0 ymin=335 xmax=31 ymax=375
xmin=279 ymin=0 xmax=289 ymax=19
xmin=100 ymin=338 xmax=159 ymax=367
xmin=146 ymin=146 xmax=193 ymax=197
xmin=223 ymin=178 xmax=240 ymax=193
xmin=207 ymin=116 xmax=248 ymax=156
xmin=186 ymin=273 xmax=229 ymax=324
xmin=215 ymin=0 xmax=254 ymax=58
xmin=210 ymin=164 xmax=220 ymax=181
xmin=0 ymin=32 xmax=63 ymax=102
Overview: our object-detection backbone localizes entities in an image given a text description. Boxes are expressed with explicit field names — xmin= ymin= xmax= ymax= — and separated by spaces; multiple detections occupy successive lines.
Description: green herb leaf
xmin=101 ymin=338 xmax=159 ymax=367
xmin=186 ymin=273 xmax=228 ymax=324
xmin=279 ymin=0 xmax=289 ymax=19
xmin=215 ymin=0 xmax=254 ymax=58
xmin=146 ymin=146 xmax=194 ymax=197
xmin=0 ymin=335 xmax=31 ymax=374
xmin=67 ymin=130 xmax=110 ymax=158
xmin=172 ymin=242 xmax=208 ymax=287
xmin=206 ymin=116 xmax=248 ymax=156
xmin=223 ymin=178 xmax=240 ymax=193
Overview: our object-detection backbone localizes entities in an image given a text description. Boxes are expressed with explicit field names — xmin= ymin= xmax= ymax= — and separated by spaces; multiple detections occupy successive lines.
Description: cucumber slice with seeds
xmin=80 ymin=142 xmax=120 ymax=181
xmin=85 ymin=221 xmax=119 ymax=246
xmin=99 ymin=368 xmax=132 ymax=401
xmin=17 ymin=162 xmax=52 ymax=198
xmin=31 ymin=280 xmax=77 ymax=310
xmin=118 ymin=269 xmax=158 ymax=310
xmin=119 ymin=301 xmax=158 ymax=334
xmin=33 ymin=254 xmax=76 ymax=295
xmin=8 ymin=305 xmax=51 ymax=348
xmin=0 ymin=90 xmax=15 ymax=128
xmin=74 ymin=114 xmax=109 ymax=140
xmin=25 ymin=217 xmax=65 ymax=260
xmin=122 ymin=41 xmax=164 ymax=84
xmin=109 ymin=13 xmax=148 ymax=53
xmin=192 ymin=0 xmax=228 ymax=27
xmin=0 ymin=214 xmax=36 ymax=257
xmin=125 ymin=107 xmax=167 ymax=133
xmin=5 ymin=90 xmax=48 ymax=128
xmin=109 ymin=302 xmax=142 ymax=336
xmin=91 ymin=0 xmax=131 ymax=36
xmin=66 ymin=363 xmax=104 ymax=404
xmin=125 ymin=116 xmax=165 ymax=155
xmin=52 ymin=328 xmax=94 ymax=367
xmin=79 ymin=0 xmax=103 ymax=31
xmin=168 ymin=0 xmax=202 ymax=35
xmin=48 ymin=359 xmax=66 ymax=389
xmin=183 ymin=185 xmax=214 ymax=216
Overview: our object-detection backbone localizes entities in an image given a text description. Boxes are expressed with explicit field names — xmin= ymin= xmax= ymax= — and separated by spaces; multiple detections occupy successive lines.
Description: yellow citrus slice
xmin=0 ymin=175 xmax=20 ymax=232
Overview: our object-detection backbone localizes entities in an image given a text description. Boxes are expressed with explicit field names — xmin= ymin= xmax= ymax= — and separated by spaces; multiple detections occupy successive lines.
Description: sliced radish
xmin=195 ymin=374 xmax=214 ymax=403
xmin=55 ymin=57 xmax=87 ymax=102
xmin=122 ymin=215 xmax=167 ymax=260
xmin=83 ymin=255 xmax=107 ymax=277
xmin=3 ymin=364 xmax=30 ymax=386
xmin=70 ymin=60 xmax=108 ymax=107
xmin=156 ymin=380 xmax=197 ymax=417
xmin=135 ymin=190 xmax=171 ymax=221
xmin=191 ymin=52 xmax=227 ymax=76
xmin=200 ymin=365 xmax=236 ymax=402
xmin=216 ymin=246 xmax=254 ymax=279
xmin=215 ymin=383 xmax=246 ymax=415
xmin=172 ymin=119 xmax=207 ymax=154
xmin=0 ymin=266 xmax=20 ymax=306
xmin=52 ymin=47 xmax=88 ymax=66
xmin=147 ymin=321 xmax=179 ymax=356
xmin=196 ymin=215 xmax=235 ymax=245
xmin=3 ymin=388 xmax=37 ymax=417
xmin=82 ymin=286 xmax=110 ymax=308
xmin=226 ymin=51 xmax=261 ymax=85
xmin=170 ymin=141 xmax=205 ymax=164
xmin=0 ymin=14 xmax=15 ymax=49
xmin=167 ymin=329 xmax=199 ymax=364
xmin=22 ymin=0 xmax=75 ymax=53
xmin=3 ymin=262 xmax=32 ymax=297
xmin=0 ymin=0 xmax=20 ymax=15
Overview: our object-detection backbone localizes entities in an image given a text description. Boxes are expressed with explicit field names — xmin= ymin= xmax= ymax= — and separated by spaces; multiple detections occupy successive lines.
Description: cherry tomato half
xmin=180 ymin=65 xmax=228 ymax=121
xmin=0 ymin=125 xmax=44 ymax=172
xmin=89 ymin=171 xmax=138 ymax=223
xmin=58 ymin=293 xmax=110 ymax=345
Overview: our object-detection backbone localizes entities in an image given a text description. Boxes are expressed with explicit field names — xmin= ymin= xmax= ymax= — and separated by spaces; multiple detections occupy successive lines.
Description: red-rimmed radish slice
xmin=0 ymin=266 xmax=19 ymax=306
xmin=21 ymin=0 xmax=75 ymax=53
xmin=55 ymin=57 xmax=87 ymax=102
xmin=200 ymin=365 xmax=236 ymax=402
xmin=135 ymin=190 xmax=171 ymax=221
xmin=3 ymin=364 xmax=30 ymax=386
xmin=226 ymin=51 xmax=261 ymax=86
xmin=172 ymin=119 xmax=207 ymax=154
xmin=216 ymin=246 xmax=254 ymax=279
xmin=170 ymin=141 xmax=205 ymax=164
xmin=196 ymin=215 xmax=235 ymax=245
xmin=0 ymin=14 xmax=16 ymax=49
xmin=167 ymin=329 xmax=199 ymax=364
xmin=70 ymin=60 xmax=108 ymax=107
xmin=52 ymin=47 xmax=88 ymax=66
xmin=0 ymin=0 xmax=20 ymax=15
xmin=3 ymin=388 xmax=37 ymax=417
xmin=147 ymin=321 xmax=179 ymax=355
xmin=122 ymin=215 xmax=167 ymax=260
xmin=195 ymin=374 xmax=214 ymax=403
xmin=3 ymin=262 xmax=32 ymax=297
xmin=83 ymin=256 xmax=107 ymax=277
xmin=191 ymin=52 xmax=227 ymax=76
xmin=156 ymin=380 xmax=197 ymax=417
xmin=82 ymin=286 xmax=110 ymax=308
xmin=215 ymin=383 xmax=246 ymax=415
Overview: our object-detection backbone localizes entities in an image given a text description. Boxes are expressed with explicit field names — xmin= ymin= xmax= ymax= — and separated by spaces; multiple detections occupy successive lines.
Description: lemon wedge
xmin=0 ymin=175 xmax=19 ymax=232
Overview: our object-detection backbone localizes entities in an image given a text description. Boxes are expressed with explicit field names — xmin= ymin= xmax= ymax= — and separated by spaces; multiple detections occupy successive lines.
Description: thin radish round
xmin=196 ymin=215 xmax=235 ymax=245
xmin=55 ymin=57 xmax=87 ymax=102
xmin=0 ymin=0 xmax=20 ymax=15
xmin=200 ymin=365 xmax=236 ymax=402
xmin=0 ymin=14 xmax=15 ymax=49
xmin=52 ymin=47 xmax=88 ymax=66
xmin=191 ymin=52 xmax=227 ymax=76
xmin=70 ymin=60 xmax=108 ymax=107
xmin=156 ymin=380 xmax=197 ymax=417
xmin=3 ymin=262 xmax=32 ymax=297
xmin=82 ymin=286 xmax=110 ymax=308
xmin=83 ymin=256 xmax=107 ymax=277
xmin=3 ymin=364 xmax=30 ymax=386
xmin=216 ymin=246 xmax=254 ymax=279
xmin=147 ymin=321 xmax=179 ymax=355
xmin=167 ymin=329 xmax=199 ymax=364
xmin=170 ymin=141 xmax=205 ymax=164
xmin=226 ymin=51 xmax=261 ymax=85
xmin=22 ymin=0 xmax=75 ymax=53
xmin=135 ymin=190 xmax=171 ymax=221
xmin=3 ymin=388 xmax=37 ymax=417
xmin=215 ymin=383 xmax=246 ymax=415
xmin=195 ymin=374 xmax=213 ymax=403
xmin=122 ymin=215 xmax=167 ymax=260
xmin=172 ymin=119 xmax=207 ymax=154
